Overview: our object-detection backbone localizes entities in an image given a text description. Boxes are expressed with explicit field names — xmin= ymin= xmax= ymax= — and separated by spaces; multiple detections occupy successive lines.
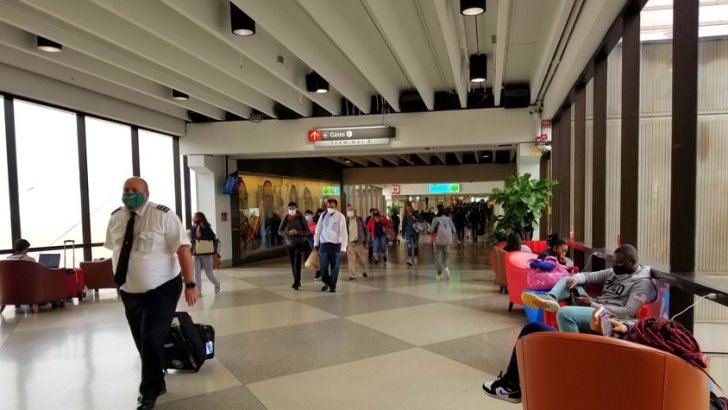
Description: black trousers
xmin=456 ymin=225 xmax=465 ymax=242
xmin=287 ymin=244 xmax=306 ymax=286
xmin=120 ymin=275 xmax=182 ymax=397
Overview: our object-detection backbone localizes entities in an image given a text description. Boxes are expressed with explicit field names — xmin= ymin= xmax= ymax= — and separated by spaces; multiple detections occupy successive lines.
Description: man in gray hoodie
xmin=522 ymin=244 xmax=657 ymax=333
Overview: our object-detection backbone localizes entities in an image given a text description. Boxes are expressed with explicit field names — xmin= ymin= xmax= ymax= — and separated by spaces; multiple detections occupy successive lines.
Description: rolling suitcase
xmin=196 ymin=323 xmax=215 ymax=359
xmin=63 ymin=240 xmax=86 ymax=300
xmin=163 ymin=312 xmax=208 ymax=372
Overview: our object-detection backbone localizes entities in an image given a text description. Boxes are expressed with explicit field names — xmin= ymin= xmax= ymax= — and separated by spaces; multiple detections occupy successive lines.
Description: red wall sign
xmin=391 ymin=185 xmax=401 ymax=195
xmin=308 ymin=129 xmax=322 ymax=141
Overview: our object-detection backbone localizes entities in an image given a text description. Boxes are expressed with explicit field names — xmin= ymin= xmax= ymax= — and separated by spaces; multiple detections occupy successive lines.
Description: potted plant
xmin=487 ymin=173 xmax=557 ymax=246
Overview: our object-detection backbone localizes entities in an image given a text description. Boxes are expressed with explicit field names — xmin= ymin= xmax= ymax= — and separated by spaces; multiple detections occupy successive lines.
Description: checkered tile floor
xmin=2 ymin=242 xmax=726 ymax=409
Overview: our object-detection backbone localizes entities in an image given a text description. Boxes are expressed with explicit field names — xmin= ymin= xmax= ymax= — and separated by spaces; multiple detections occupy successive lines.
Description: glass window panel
xmin=139 ymin=130 xmax=176 ymax=210
xmin=0 ymin=96 xmax=11 ymax=250
xmin=638 ymin=0 xmax=672 ymax=270
xmin=86 ymin=117 xmax=132 ymax=244
xmin=14 ymin=100 xmax=82 ymax=247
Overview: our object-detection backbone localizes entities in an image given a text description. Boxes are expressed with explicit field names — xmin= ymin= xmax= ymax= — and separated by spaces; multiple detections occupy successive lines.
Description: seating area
xmin=516 ymin=331 xmax=709 ymax=410
xmin=0 ymin=260 xmax=67 ymax=313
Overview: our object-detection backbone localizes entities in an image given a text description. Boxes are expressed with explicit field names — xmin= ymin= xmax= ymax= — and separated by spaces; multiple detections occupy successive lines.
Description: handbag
xmin=385 ymin=227 xmax=396 ymax=241
xmin=304 ymin=250 xmax=320 ymax=272
xmin=526 ymin=256 xmax=570 ymax=290
xmin=195 ymin=240 xmax=215 ymax=255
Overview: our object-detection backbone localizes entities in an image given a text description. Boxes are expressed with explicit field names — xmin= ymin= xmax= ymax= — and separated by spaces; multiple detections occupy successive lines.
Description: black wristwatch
xmin=185 ymin=282 xmax=197 ymax=289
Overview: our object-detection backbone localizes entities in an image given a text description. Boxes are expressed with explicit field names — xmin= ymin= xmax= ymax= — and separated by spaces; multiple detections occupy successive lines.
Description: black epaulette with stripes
xmin=155 ymin=204 xmax=171 ymax=213
xmin=111 ymin=206 xmax=124 ymax=215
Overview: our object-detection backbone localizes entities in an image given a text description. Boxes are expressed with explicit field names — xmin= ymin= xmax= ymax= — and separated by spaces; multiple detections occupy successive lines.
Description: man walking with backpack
xmin=431 ymin=205 xmax=456 ymax=280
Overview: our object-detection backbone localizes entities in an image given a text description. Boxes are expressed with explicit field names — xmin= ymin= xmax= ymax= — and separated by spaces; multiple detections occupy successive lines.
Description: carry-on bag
xmin=163 ymin=312 xmax=208 ymax=372
xmin=196 ymin=323 xmax=216 ymax=359
xmin=63 ymin=240 xmax=86 ymax=300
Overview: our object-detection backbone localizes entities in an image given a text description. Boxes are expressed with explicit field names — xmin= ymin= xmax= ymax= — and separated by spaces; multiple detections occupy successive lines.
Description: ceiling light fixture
xmin=306 ymin=71 xmax=329 ymax=93
xmin=470 ymin=54 xmax=487 ymax=83
xmin=460 ymin=0 xmax=485 ymax=16
xmin=469 ymin=19 xmax=487 ymax=83
xmin=230 ymin=2 xmax=256 ymax=36
xmin=172 ymin=90 xmax=189 ymax=100
xmin=37 ymin=36 xmax=62 ymax=53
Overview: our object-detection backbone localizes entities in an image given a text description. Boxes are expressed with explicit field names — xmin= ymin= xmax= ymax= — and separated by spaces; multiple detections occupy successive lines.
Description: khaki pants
xmin=347 ymin=242 xmax=368 ymax=278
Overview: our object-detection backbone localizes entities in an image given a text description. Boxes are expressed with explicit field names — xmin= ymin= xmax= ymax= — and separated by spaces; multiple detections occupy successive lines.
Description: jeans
xmin=548 ymin=277 xmax=596 ymax=333
xmin=194 ymin=254 xmax=220 ymax=292
xmin=434 ymin=244 xmax=449 ymax=273
xmin=120 ymin=275 xmax=182 ymax=397
xmin=319 ymin=242 xmax=342 ymax=289
xmin=456 ymin=225 xmax=465 ymax=242
xmin=503 ymin=322 xmax=557 ymax=387
xmin=405 ymin=232 xmax=419 ymax=258
xmin=372 ymin=235 xmax=387 ymax=259
xmin=287 ymin=244 xmax=306 ymax=286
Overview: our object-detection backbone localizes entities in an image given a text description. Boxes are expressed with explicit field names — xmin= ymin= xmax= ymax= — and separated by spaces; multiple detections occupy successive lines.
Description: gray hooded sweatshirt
xmin=573 ymin=265 xmax=657 ymax=319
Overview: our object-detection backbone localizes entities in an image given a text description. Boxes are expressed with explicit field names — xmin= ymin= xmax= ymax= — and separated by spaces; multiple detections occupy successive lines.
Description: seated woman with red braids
xmin=482 ymin=312 xmax=724 ymax=406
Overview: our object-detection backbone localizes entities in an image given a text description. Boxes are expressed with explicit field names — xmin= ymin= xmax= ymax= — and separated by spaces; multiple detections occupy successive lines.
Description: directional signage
xmin=308 ymin=125 xmax=395 ymax=146
xmin=322 ymin=186 xmax=341 ymax=196
xmin=429 ymin=183 xmax=461 ymax=194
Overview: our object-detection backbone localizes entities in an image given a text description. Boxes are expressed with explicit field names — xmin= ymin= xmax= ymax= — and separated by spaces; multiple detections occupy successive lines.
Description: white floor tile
xmin=177 ymin=301 xmax=337 ymax=336
xmin=346 ymin=303 xmax=522 ymax=346
xmin=248 ymin=347 xmax=514 ymax=410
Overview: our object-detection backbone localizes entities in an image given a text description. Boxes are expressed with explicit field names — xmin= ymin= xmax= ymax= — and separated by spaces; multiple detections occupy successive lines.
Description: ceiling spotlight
xmin=306 ymin=71 xmax=329 ymax=94
xmin=172 ymin=90 xmax=189 ymax=100
xmin=469 ymin=54 xmax=487 ymax=83
xmin=230 ymin=2 xmax=256 ymax=36
xmin=344 ymin=159 xmax=352 ymax=164
xmin=37 ymin=36 xmax=62 ymax=53
xmin=460 ymin=0 xmax=486 ymax=16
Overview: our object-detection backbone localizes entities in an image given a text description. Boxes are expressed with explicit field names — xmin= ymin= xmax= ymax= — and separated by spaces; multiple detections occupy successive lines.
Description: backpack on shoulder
xmin=435 ymin=218 xmax=453 ymax=246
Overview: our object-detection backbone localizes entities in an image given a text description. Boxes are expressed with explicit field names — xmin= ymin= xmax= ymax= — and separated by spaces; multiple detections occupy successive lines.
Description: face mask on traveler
xmin=327 ymin=207 xmax=336 ymax=214
xmin=305 ymin=215 xmax=313 ymax=221
xmin=612 ymin=264 xmax=630 ymax=275
xmin=347 ymin=211 xmax=354 ymax=217
xmin=288 ymin=209 xmax=296 ymax=216
xmin=122 ymin=192 xmax=145 ymax=209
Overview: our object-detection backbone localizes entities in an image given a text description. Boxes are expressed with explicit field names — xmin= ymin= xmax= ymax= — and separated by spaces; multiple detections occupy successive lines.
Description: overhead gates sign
xmin=308 ymin=126 xmax=396 ymax=146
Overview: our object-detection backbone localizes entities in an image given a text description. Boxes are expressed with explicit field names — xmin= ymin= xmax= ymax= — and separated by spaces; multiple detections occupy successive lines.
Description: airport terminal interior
xmin=1 ymin=0 xmax=728 ymax=409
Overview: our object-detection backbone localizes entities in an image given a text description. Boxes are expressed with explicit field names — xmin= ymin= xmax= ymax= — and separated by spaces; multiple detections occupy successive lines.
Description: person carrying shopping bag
xmin=191 ymin=212 xmax=222 ymax=295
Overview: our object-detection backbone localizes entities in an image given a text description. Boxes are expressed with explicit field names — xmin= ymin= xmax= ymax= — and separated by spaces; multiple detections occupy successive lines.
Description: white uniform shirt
xmin=314 ymin=210 xmax=348 ymax=252
xmin=104 ymin=201 xmax=190 ymax=293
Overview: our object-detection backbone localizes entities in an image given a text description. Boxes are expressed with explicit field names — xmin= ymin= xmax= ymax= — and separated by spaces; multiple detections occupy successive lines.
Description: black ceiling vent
xmin=370 ymin=95 xmax=393 ymax=115
xmin=340 ymin=97 xmax=362 ymax=116
xmin=467 ymin=87 xmax=494 ymax=109
xmin=274 ymin=103 xmax=302 ymax=120
xmin=495 ymin=150 xmax=513 ymax=163
xmin=187 ymin=110 xmax=215 ymax=123
xmin=399 ymin=90 xmax=427 ymax=113
xmin=434 ymin=91 xmax=460 ymax=111
xmin=311 ymin=102 xmax=332 ymax=117
xmin=501 ymin=84 xmax=531 ymax=108
xmin=225 ymin=111 xmax=245 ymax=121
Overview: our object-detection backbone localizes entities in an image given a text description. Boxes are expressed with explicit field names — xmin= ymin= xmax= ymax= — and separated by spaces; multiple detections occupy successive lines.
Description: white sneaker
xmin=521 ymin=292 xmax=561 ymax=312
xmin=436 ymin=274 xmax=444 ymax=280
xmin=443 ymin=267 xmax=450 ymax=279
xmin=406 ymin=257 xmax=412 ymax=266
xmin=414 ymin=256 xmax=418 ymax=264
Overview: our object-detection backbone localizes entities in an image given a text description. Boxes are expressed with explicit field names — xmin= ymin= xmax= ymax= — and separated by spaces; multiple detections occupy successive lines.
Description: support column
xmin=188 ymin=155 xmax=235 ymax=267
xmin=558 ymin=105 xmax=572 ymax=238
xmin=592 ymin=54 xmax=608 ymax=271
xmin=620 ymin=5 xmax=641 ymax=246
xmin=669 ymin=0 xmax=699 ymax=331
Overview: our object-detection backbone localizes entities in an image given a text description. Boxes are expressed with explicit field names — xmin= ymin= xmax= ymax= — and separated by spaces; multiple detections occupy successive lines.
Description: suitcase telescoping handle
xmin=63 ymin=240 xmax=76 ymax=274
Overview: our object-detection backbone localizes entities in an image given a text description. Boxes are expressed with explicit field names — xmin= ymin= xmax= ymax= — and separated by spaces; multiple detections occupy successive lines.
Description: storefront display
xmin=238 ymin=173 xmax=340 ymax=257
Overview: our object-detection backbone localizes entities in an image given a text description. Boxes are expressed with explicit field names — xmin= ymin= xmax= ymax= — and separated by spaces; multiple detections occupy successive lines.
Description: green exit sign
xmin=429 ymin=183 xmax=461 ymax=194
xmin=322 ymin=186 xmax=340 ymax=196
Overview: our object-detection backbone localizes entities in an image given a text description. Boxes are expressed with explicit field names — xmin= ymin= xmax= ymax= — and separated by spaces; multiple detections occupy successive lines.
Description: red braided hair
xmin=626 ymin=317 xmax=706 ymax=369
